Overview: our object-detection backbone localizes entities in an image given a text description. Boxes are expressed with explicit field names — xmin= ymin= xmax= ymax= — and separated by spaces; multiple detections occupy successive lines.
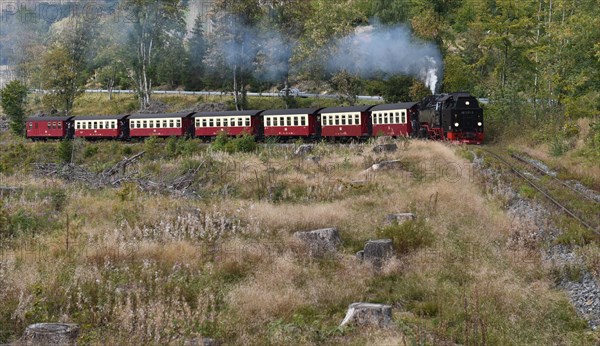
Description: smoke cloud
xmin=328 ymin=24 xmax=443 ymax=94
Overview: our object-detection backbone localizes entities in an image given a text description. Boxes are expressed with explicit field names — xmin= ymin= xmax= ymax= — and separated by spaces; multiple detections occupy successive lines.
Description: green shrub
xmin=83 ymin=144 xmax=99 ymax=158
xmin=57 ymin=140 xmax=73 ymax=163
xmin=376 ymin=218 xmax=435 ymax=254
xmin=165 ymin=137 xmax=179 ymax=158
xmin=549 ymin=136 xmax=569 ymax=157
xmin=211 ymin=131 xmax=257 ymax=154
xmin=143 ymin=136 xmax=162 ymax=159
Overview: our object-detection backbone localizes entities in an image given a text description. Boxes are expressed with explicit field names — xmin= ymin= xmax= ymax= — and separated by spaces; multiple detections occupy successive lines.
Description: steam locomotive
xmin=25 ymin=93 xmax=484 ymax=144
xmin=418 ymin=92 xmax=484 ymax=144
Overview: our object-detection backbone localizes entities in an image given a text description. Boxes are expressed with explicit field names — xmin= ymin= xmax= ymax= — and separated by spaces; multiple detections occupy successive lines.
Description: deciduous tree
xmin=0 ymin=80 xmax=28 ymax=136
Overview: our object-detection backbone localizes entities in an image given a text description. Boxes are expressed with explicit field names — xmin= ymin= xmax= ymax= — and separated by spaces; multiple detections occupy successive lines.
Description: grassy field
xmin=25 ymin=93 xmax=370 ymax=116
xmin=1 ymin=135 xmax=598 ymax=344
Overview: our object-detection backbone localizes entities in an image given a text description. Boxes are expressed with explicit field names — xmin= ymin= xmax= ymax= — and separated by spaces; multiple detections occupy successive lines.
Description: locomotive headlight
xmin=454 ymin=122 xmax=459 ymax=127
xmin=478 ymin=122 xmax=482 ymax=127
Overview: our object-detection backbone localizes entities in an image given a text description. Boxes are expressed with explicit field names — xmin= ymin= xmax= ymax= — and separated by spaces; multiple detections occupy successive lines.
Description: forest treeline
xmin=0 ymin=0 xmax=598 ymax=134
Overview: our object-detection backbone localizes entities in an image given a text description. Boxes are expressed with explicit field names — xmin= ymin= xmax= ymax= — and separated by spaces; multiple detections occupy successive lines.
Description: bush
xmin=376 ymin=218 xmax=435 ymax=254
xmin=211 ymin=131 xmax=257 ymax=154
xmin=83 ymin=144 xmax=99 ymax=158
xmin=58 ymin=140 xmax=73 ymax=163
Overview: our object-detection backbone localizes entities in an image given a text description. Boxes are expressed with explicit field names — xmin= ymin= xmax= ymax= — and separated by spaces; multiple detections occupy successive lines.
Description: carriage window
xmin=334 ymin=115 xmax=339 ymax=125
xmin=200 ymin=119 xmax=206 ymax=127
xmin=142 ymin=120 xmax=147 ymax=128
xmin=245 ymin=117 xmax=250 ymax=126
xmin=266 ymin=117 xmax=271 ymax=126
xmin=222 ymin=118 xmax=228 ymax=127
xmin=355 ymin=114 xmax=360 ymax=125
xmin=58 ymin=122 xmax=62 ymax=129
xmin=75 ymin=122 xmax=79 ymax=129
xmin=99 ymin=122 xmax=104 ymax=129
xmin=235 ymin=118 xmax=241 ymax=126
xmin=394 ymin=112 xmax=399 ymax=123
xmin=293 ymin=117 xmax=298 ymax=126
xmin=29 ymin=122 xmax=33 ymax=129
xmin=216 ymin=118 xmax=221 ymax=127
xmin=273 ymin=117 xmax=278 ymax=126
xmin=341 ymin=115 xmax=346 ymax=125
xmin=176 ymin=120 xmax=181 ymax=128
xmin=209 ymin=119 xmax=214 ymax=127
xmin=301 ymin=116 xmax=306 ymax=126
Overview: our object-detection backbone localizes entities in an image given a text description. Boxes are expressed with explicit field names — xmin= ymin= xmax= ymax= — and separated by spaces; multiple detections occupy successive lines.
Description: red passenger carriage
xmin=319 ymin=106 xmax=374 ymax=140
xmin=73 ymin=115 xmax=129 ymax=139
xmin=129 ymin=112 xmax=194 ymax=138
xmin=26 ymin=116 xmax=73 ymax=140
xmin=262 ymin=108 xmax=322 ymax=139
xmin=194 ymin=110 xmax=262 ymax=138
xmin=369 ymin=102 xmax=419 ymax=137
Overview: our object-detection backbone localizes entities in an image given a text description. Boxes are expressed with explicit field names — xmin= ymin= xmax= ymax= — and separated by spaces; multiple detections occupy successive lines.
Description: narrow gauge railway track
xmin=479 ymin=147 xmax=600 ymax=236
xmin=509 ymin=153 xmax=598 ymax=204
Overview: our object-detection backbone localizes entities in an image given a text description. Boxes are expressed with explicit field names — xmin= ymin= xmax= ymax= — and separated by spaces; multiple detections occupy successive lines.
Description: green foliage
xmin=330 ymin=71 xmax=364 ymax=106
xmin=211 ymin=131 xmax=257 ymax=154
xmin=555 ymin=224 xmax=596 ymax=247
xmin=549 ymin=136 xmax=570 ymax=157
xmin=143 ymin=136 xmax=162 ymax=159
xmin=57 ymin=140 xmax=73 ymax=164
xmin=376 ymin=219 xmax=434 ymax=254
xmin=184 ymin=14 xmax=208 ymax=90
xmin=518 ymin=184 xmax=537 ymax=199
xmin=83 ymin=144 xmax=99 ymax=158
xmin=0 ymin=80 xmax=29 ymax=136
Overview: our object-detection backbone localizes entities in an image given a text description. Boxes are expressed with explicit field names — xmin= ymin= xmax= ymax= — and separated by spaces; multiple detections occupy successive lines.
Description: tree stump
xmin=385 ymin=213 xmax=416 ymax=225
xmin=293 ymin=228 xmax=341 ymax=258
xmin=366 ymin=160 xmax=403 ymax=172
xmin=184 ymin=337 xmax=220 ymax=346
xmin=295 ymin=144 xmax=314 ymax=156
xmin=340 ymin=303 xmax=393 ymax=328
xmin=363 ymin=239 xmax=394 ymax=267
xmin=21 ymin=323 xmax=79 ymax=345
xmin=372 ymin=144 xmax=398 ymax=153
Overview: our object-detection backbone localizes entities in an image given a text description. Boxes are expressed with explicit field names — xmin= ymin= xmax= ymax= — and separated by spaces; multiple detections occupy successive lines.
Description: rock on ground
xmin=340 ymin=303 xmax=393 ymax=328
xmin=20 ymin=323 xmax=79 ymax=345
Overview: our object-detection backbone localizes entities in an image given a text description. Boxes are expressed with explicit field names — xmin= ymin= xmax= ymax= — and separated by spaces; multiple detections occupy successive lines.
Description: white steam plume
xmin=328 ymin=24 xmax=443 ymax=94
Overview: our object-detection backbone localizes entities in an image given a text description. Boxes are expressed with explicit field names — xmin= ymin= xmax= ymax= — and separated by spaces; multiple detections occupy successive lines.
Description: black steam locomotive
xmin=419 ymin=92 xmax=484 ymax=144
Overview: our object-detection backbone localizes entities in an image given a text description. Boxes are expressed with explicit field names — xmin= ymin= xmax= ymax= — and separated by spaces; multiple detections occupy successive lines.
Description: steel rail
xmin=480 ymin=148 xmax=599 ymax=235
xmin=509 ymin=153 xmax=599 ymax=204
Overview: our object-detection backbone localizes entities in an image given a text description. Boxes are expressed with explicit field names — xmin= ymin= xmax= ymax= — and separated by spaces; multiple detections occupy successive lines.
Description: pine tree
xmin=185 ymin=14 xmax=208 ymax=90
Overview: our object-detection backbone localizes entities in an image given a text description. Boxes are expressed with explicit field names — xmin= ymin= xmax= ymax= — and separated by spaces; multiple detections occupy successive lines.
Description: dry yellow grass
xmin=0 ymin=139 xmax=597 ymax=344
